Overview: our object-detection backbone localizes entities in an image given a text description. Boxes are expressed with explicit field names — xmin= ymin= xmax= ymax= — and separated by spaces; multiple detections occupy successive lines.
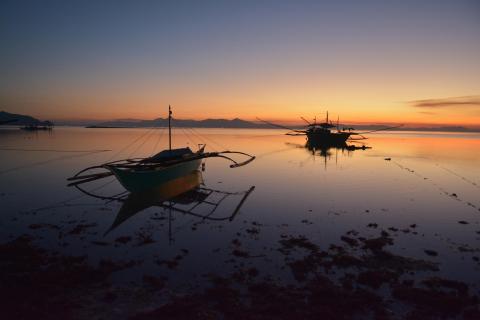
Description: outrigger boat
xmin=258 ymin=111 xmax=401 ymax=146
xmin=104 ymin=145 xmax=206 ymax=193
xmin=20 ymin=122 xmax=54 ymax=131
xmin=68 ymin=106 xmax=255 ymax=192
xmin=303 ymin=112 xmax=350 ymax=145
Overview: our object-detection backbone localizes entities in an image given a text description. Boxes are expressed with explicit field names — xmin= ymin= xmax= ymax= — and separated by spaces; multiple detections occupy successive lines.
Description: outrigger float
xmin=67 ymin=106 xmax=255 ymax=193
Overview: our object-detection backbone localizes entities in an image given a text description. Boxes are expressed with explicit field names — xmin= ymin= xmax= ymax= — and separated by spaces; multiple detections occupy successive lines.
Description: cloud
xmin=409 ymin=95 xmax=480 ymax=109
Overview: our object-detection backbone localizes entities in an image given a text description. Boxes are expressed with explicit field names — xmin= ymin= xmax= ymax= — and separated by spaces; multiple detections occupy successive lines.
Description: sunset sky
xmin=1 ymin=0 xmax=479 ymax=127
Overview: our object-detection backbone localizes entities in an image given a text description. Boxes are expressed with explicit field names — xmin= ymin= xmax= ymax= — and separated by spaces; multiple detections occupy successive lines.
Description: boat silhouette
xmin=20 ymin=121 xmax=54 ymax=131
xmin=257 ymin=112 xmax=401 ymax=146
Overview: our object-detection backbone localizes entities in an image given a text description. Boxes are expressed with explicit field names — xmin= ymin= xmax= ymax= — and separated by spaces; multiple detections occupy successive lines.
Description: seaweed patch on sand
xmin=129 ymin=228 xmax=477 ymax=319
xmin=0 ymin=235 xmax=139 ymax=319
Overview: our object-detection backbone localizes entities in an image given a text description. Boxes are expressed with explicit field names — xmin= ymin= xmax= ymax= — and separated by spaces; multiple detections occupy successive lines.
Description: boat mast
xmin=168 ymin=105 xmax=172 ymax=151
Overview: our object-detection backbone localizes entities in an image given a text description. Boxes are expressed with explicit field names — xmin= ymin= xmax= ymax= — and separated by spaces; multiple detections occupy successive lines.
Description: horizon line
xmin=2 ymin=110 xmax=479 ymax=129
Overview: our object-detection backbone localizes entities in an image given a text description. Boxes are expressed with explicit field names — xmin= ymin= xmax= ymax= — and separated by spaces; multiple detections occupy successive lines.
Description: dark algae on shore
xmin=2 ymin=221 xmax=479 ymax=320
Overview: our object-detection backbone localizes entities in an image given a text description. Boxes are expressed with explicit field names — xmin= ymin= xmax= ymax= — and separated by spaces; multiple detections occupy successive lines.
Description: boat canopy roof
xmin=147 ymin=147 xmax=194 ymax=163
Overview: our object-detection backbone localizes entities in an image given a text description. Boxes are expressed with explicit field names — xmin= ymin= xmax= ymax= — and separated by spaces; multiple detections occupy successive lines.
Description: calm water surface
xmin=1 ymin=127 xmax=479 ymax=317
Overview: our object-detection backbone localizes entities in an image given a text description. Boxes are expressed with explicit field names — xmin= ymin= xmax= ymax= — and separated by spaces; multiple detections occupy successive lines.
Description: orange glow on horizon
xmin=32 ymin=106 xmax=479 ymax=129
xmin=3 ymin=71 xmax=478 ymax=128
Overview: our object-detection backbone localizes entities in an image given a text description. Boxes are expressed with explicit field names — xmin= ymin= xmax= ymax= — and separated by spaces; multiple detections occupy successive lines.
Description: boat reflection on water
xmin=306 ymin=140 xmax=370 ymax=157
xmin=75 ymin=170 xmax=255 ymax=239
xmin=288 ymin=139 xmax=371 ymax=169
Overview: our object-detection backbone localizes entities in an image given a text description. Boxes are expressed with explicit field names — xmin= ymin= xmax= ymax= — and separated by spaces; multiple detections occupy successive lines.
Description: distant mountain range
xmin=1 ymin=111 xmax=478 ymax=132
xmin=87 ymin=117 xmax=266 ymax=129
xmin=0 ymin=111 xmax=52 ymax=126
xmin=87 ymin=118 xmax=479 ymax=132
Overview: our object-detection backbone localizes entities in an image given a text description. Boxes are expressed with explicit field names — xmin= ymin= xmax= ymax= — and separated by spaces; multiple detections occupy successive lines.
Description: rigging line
xmin=255 ymin=145 xmax=298 ymax=159
xmin=151 ymin=128 xmax=165 ymax=156
xmin=189 ymin=127 xmax=227 ymax=150
xmin=74 ymin=178 xmax=126 ymax=201
xmin=178 ymin=127 xmax=190 ymax=145
xmin=189 ymin=127 xmax=204 ymax=146
xmin=186 ymin=127 xmax=201 ymax=146
xmin=31 ymin=178 xmax=118 ymax=214
xmin=436 ymin=164 xmax=480 ymax=189
xmin=90 ymin=177 xmax=117 ymax=192
xmin=180 ymin=127 xmax=197 ymax=147
xmin=185 ymin=127 xmax=218 ymax=152
xmin=180 ymin=127 xmax=205 ymax=148
xmin=236 ymin=133 xmax=285 ymax=139
xmin=186 ymin=127 xmax=217 ymax=152
xmin=0 ymin=150 xmax=105 ymax=176
xmin=127 ymin=127 xmax=157 ymax=158
xmin=198 ymin=127 xmax=228 ymax=150
xmin=105 ymin=127 xmax=156 ymax=162
xmin=0 ymin=147 xmax=111 ymax=153
xmin=183 ymin=127 xmax=203 ymax=144
xmin=105 ymin=190 xmax=129 ymax=203
xmin=391 ymin=160 xmax=479 ymax=212
xmin=182 ymin=128 xmax=202 ymax=145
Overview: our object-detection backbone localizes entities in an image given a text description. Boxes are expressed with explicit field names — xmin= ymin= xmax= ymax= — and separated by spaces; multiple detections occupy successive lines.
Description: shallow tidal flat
xmin=1 ymin=127 xmax=479 ymax=319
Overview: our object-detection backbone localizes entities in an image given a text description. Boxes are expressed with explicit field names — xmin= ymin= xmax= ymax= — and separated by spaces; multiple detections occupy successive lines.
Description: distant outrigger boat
xmin=21 ymin=122 xmax=54 ymax=131
xmin=303 ymin=112 xmax=351 ymax=145
xmin=68 ymin=106 xmax=255 ymax=192
xmin=258 ymin=111 xmax=401 ymax=146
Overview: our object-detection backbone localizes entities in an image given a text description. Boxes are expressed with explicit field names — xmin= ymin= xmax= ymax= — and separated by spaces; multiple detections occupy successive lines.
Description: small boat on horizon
xmin=258 ymin=111 xmax=401 ymax=146
xmin=303 ymin=112 xmax=351 ymax=145
xmin=68 ymin=106 xmax=255 ymax=193
xmin=20 ymin=122 xmax=54 ymax=131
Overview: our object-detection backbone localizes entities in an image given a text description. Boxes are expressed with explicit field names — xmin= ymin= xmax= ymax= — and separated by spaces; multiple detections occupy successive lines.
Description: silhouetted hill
xmin=0 ymin=111 xmax=52 ymax=125
xmin=86 ymin=117 xmax=479 ymax=132
xmin=87 ymin=117 xmax=266 ymax=128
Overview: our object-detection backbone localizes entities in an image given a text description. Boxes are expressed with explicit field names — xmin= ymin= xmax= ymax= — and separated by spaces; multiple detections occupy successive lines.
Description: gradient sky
xmin=1 ymin=0 xmax=479 ymax=127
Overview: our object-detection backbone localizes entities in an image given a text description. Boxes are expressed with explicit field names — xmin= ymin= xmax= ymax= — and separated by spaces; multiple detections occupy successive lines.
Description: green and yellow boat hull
xmin=106 ymin=158 xmax=202 ymax=193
